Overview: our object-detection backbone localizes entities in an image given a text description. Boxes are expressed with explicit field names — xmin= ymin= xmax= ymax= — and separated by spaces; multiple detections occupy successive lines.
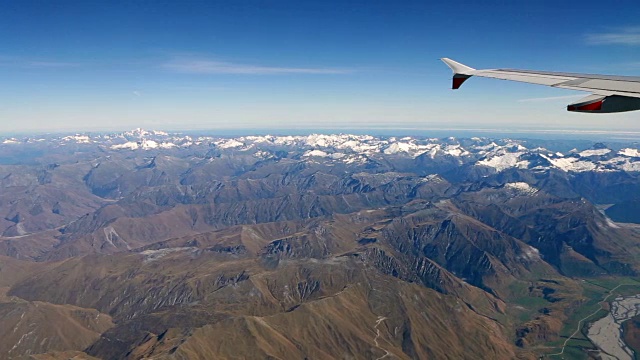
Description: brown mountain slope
xmin=0 ymin=255 xmax=111 ymax=359
xmin=3 ymin=139 xmax=640 ymax=358
xmin=0 ymin=162 xmax=106 ymax=237
xmin=0 ymin=255 xmax=51 ymax=288
xmin=452 ymin=186 xmax=640 ymax=276
xmin=140 ymin=279 xmax=515 ymax=360
xmin=26 ymin=351 xmax=100 ymax=360
xmin=7 ymin=205 xmax=524 ymax=359
xmin=0 ymin=298 xmax=113 ymax=359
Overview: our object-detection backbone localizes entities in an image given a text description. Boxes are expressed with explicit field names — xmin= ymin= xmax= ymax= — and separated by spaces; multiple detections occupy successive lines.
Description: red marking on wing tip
xmin=452 ymin=77 xmax=468 ymax=89
xmin=568 ymin=100 xmax=603 ymax=112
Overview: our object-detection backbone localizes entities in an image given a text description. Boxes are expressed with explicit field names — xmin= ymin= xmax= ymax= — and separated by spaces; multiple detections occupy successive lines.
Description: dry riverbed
xmin=587 ymin=294 xmax=640 ymax=360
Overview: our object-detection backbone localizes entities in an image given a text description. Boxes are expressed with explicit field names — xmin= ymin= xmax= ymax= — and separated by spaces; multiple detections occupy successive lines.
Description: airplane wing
xmin=441 ymin=58 xmax=640 ymax=113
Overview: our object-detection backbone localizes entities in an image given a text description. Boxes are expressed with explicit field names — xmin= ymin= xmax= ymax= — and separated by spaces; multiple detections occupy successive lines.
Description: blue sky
xmin=2 ymin=0 xmax=640 ymax=133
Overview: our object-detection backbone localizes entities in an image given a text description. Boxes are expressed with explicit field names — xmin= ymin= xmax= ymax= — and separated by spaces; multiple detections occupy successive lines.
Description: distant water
xmin=606 ymin=202 xmax=640 ymax=224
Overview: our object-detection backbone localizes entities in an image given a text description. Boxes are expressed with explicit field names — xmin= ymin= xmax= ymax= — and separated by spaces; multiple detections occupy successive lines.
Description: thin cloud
xmin=132 ymin=91 xmax=141 ymax=97
xmin=163 ymin=58 xmax=352 ymax=75
xmin=0 ymin=57 xmax=81 ymax=68
xmin=27 ymin=61 xmax=80 ymax=68
xmin=618 ymin=61 xmax=640 ymax=69
xmin=518 ymin=94 xmax=586 ymax=103
xmin=587 ymin=27 xmax=640 ymax=46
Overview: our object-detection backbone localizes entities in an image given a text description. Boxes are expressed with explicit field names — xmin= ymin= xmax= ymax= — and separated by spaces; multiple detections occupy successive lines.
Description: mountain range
xmin=1 ymin=129 xmax=639 ymax=359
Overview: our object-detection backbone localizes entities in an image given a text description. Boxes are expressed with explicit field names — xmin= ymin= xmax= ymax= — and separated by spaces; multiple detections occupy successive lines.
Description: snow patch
xmin=443 ymin=144 xmax=469 ymax=157
xmin=522 ymin=245 xmax=541 ymax=260
xmin=342 ymin=155 xmax=367 ymax=164
xmin=141 ymin=140 xmax=158 ymax=149
xmin=579 ymin=149 xmax=611 ymax=157
xmin=619 ymin=148 xmax=640 ymax=157
xmin=303 ymin=149 xmax=329 ymax=157
xmin=158 ymin=142 xmax=177 ymax=149
xmin=504 ymin=182 xmax=538 ymax=195
xmin=384 ymin=142 xmax=414 ymax=154
xmin=111 ymin=139 xmax=172 ymax=150
xmin=421 ymin=174 xmax=444 ymax=183
xmin=605 ymin=218 xmax=620 ymax=229
xmin=62 ymin=135 xmax=91 ymax=143
xmin=603 ymin=157 xmax=640 ymax=172
xmin=540 ymin=154 xmax=597 ymax=172
xmin=303 ymin=150 xmax=346 ymax=159
xmin=473 ymin=142 xmax=499 ymax=151
xmin=477 ymin=152 xmax=528 ymax=171
xmin=140 ymin=247 xmax=197 ymax=262
xmin=111 ymin=141 xmax=139 ymax=150
xmin=215 ymin=139 xmax=244 ymax=149
xmin=253 ymin=150 xmax=273 ymax=159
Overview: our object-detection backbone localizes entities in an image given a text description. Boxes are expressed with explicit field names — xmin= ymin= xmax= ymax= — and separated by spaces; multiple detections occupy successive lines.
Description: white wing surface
xmin=441 ymin=58 xmax=640 ymax=113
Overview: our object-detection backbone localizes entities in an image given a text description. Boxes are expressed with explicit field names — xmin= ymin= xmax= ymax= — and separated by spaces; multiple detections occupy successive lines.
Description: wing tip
xmin=442 ymin=58 xmax=475 ymax=89
xmin=441 ymin=58 xmax=476 ymax=75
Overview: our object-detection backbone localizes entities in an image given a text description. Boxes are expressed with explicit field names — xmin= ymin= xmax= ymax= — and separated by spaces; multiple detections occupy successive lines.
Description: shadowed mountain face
xmin=1 ymin=130 xmax=640 ymax=359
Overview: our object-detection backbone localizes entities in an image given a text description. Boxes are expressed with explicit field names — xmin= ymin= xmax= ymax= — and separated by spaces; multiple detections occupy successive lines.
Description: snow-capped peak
xmin=619 ymin=148 xmax=640 ymax=157
xmin=579 ymin=148 xmax=611 ymax=157
xmin=215 ymin=139 xmax=244 ymax=149
xmin=504 ymin=182 xmax=538 ymax=195
xmin=62 ymin=135 xmax=91 ymax=143
xmin=111 ymin=139 xmax=161 ymax=150
xmin=477 ymin=150 xmax=529 ymax=171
